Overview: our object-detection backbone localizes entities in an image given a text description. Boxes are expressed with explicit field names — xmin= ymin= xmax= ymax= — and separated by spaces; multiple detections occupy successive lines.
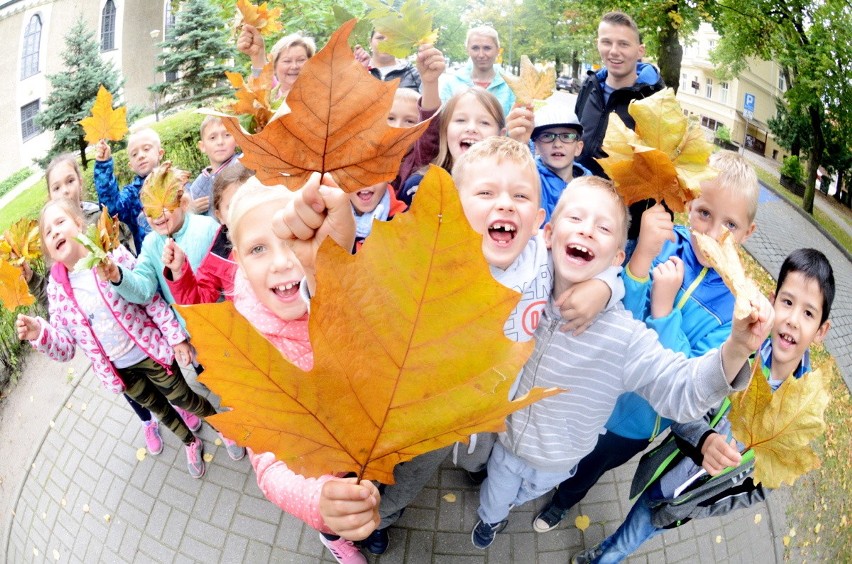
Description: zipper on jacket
xmin=676 ymin=267 xmax=708 ymax=310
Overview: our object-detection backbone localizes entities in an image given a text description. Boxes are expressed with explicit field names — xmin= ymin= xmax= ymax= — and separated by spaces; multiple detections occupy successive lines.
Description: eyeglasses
xmin=536 ymin=132 xmax=580 ymax=143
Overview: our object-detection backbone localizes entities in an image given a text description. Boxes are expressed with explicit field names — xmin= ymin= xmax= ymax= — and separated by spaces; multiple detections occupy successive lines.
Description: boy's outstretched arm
xmin=627 ymin=203 xmax=675 ymax=280
xmin=720 ymin=293 xmax=774 ymax=384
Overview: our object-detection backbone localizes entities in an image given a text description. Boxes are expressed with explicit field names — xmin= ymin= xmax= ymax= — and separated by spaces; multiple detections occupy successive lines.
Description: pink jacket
xmin=29 ymin=245 xmax=186 ymax=394
xmin=234 ymin=271 xmax=336 ymax=534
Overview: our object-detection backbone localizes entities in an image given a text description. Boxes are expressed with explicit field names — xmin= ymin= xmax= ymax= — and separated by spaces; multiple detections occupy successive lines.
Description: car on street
xmin=556 ymin=75 xmax=579 ymax=93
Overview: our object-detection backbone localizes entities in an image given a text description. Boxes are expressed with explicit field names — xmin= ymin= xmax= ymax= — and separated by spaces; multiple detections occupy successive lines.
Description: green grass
xmin=0 ymin=181 xmax=47 ymax=231
xmin=753 ymin=168 xmax=852 ymax=253
xmin=0 ymin=167 xmax=33 ymax=198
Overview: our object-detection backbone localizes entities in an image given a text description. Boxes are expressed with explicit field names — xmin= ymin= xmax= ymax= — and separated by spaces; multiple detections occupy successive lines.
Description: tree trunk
xmin=570 ymin=51 xmax=580 ymax=79
xmin=78 ymin=135 xmax=89 ymax=170
xmin=657 ymin=6 xmax=683 ymax=93
xmin=802 ymin=105 xmax=824 ymax=215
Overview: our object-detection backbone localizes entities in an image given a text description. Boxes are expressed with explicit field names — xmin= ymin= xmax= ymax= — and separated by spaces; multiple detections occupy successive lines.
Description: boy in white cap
xmin=532 ymin=103 xmax=591 ymax=221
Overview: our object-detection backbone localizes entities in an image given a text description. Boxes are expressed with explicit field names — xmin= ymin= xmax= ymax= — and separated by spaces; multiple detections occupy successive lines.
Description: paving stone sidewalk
xmin=6 ymin=185 xmax=849 ymax=563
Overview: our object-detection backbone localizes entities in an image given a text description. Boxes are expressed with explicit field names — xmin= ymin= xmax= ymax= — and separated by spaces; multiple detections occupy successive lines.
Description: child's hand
xmin=19 ymin=260 xmax=34 ymax=283
xmin=173 ymin=341 xmax=193 ymax=367
xmin=319 ymin=477 xmax=380 ymax=541
xmin=416 ymin=44 xmax=445 ymax=83
xmin=16 ymin=314 xmax=40 ymax=341
xmin=95 ymin=140 xmax=111 ymax=162
xmin=506 ymin=103 xmax=534 ymax=145
xmin=96 ymin=257 xmax=121 ymax=284
xmin=700 ymin=433 xmax=742 ymax=475
xmin=628 ymin=203 xmax=675 ymax=279
xmin=555 ymin=278 xmax=611 ymax=335
xmin=722 ymin=293 xmax=774 ymax=382
xmin=237 ymin=24 xmax=267 ymax=67
xmin=162 ymin=238 xmax=186 ymax=279
xmin=190 ymin=196 xmax=210 ymax=215
xmin=353 ymin=45 xmax=371 ymax=68
xmin=272 ymin=172 xmax=355 ymax=275
xmin=650 ymin=256 xmax=684 ymax=319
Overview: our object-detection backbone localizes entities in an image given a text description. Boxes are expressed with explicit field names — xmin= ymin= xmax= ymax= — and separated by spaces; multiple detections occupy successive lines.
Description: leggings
xmin=123 ymin=394 xmax=152 ymax=422
xmin=119 ymin=358 xmax=216 ymax=444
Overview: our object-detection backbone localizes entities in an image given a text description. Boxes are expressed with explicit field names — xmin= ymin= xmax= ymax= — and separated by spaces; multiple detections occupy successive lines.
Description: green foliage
xmin=0 ymin=183 xmax=47 ymax=232
xmin=781 ymin=155 xmax=805 ymax=185
xmin=34 ymin=17 xmax=122 ymax=171
xmin=151 ymin=0 xmax=237 ymax=108
xmin=0 ymin=168 xmax=34 ymax=199
xmin=714 ymin=124 xmax=732 ymax=144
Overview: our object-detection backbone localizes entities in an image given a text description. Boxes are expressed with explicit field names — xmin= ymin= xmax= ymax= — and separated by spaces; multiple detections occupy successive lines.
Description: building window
xmin=101 ymin=0 xmax=116 ymax=51
xmin=700 ymin=115 xmax=720 ymax=131
xmin=720 ymin=81 xmax=729 ymax=104
xmin=21 ymin=15 xmax=42 ymax=79
xmin=778 ymin=73 xmax=787 ymax=92
xmin=21 ymin=100 xmax=42 ymax=141
xmin=705 ymin=78 xmax=713 ymax=99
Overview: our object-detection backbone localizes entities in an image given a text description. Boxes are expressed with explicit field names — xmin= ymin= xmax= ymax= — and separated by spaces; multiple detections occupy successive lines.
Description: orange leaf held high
xmin=79 ymin=85 xmax=128 ymax=144
xmin=178 ymin=166 xmax=559 ymax=483
xmin=225 ymin=63 xmax=276 ymax=133
xmin=222 ymin=19 xmax=433 ymax=193
xmin=597 ymin=88 xmax=716 ymax=212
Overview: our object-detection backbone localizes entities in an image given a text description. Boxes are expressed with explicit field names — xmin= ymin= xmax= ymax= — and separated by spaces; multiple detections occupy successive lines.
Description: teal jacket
xmin=112 ymin=212 xmax=220 ymax=328
xmin=439 ymin=61 xmax=515 ymax=117
xmin=606 ymin=225 xmax=735 ymax=440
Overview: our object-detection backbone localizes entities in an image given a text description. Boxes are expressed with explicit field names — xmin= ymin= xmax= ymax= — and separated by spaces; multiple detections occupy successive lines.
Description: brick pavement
xmin=6 ymin=185 xmax=848 ymax=563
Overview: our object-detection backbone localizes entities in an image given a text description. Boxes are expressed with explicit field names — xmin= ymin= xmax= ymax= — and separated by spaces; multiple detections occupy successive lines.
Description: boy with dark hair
xmin=572 ymin=247 xmax=834 ymax=563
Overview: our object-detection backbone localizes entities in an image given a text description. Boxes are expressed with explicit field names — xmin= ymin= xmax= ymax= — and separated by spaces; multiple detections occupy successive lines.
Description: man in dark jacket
xmin=574 ymin=11 xmax=666 ymax=254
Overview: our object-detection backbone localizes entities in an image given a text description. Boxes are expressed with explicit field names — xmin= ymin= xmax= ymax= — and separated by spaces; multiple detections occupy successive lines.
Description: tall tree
xmin=712 ymin=0 xmax=852 ymax=214
xmin=34 ymin=18 xmax=122 ymax=170
xmin=151 ymin=0 xmax=237 ymax=108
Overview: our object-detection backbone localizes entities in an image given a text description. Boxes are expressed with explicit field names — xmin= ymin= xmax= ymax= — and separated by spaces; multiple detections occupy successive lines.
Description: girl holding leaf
xmin=16 ymin=198 xmax=216 ymax=479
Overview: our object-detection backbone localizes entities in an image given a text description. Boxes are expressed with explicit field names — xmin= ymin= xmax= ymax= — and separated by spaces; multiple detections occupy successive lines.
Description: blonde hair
xmin=44 ymin=153 xmax=82 ymax=197
xmin=199 ymin=115 xmax=224 ymax=137
xmin=551 ymin=177 xmax=631 ymax=247
xmin=451 ymin=136 xmax=541 ymax=205
xmin=39 ymin=198 xmax=84 ymax=254
xmin=227 ymin=178 xmax=292 ymax=251
xmin=128 ymin=127 xmax=162 ymax=148
xmin=394 ymin=87 xmax=421 ymax=105
xmin=434 ymin=88 xmax=505 ymax=172
xmin=271 ymin=33 xmax=316 ymax=67
xmin=466 ymin=25 xmax=500 ymax=49
xmin=707 ymin=151 xmax=759 ymax=222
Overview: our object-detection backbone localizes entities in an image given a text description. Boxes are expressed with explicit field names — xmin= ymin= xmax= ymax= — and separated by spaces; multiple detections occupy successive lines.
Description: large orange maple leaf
xmin=178 ymin=166 xmax=559 ymax=483
xmin=728 ymin=358 xmax=829 ymax=488
xmin=222 ymin=19 xmax=432 ymax=193
xmin=0 ymin=260 xmax=35 ymax=311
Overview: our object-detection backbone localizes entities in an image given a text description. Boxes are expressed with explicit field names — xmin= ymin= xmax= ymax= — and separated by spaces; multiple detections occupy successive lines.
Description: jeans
xmin=478 ymin=442 xmax=575 ymax=524
xmin=595 ymin=483 xmax=665 ymax=563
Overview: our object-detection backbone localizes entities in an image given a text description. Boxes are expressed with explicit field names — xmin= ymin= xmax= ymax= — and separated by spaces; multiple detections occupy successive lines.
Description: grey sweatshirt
xmin=500 ymin=300 xmax=751 ymax=473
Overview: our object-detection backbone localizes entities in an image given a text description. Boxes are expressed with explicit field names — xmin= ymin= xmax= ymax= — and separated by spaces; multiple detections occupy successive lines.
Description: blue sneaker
xmin=471 ymin=518 xmax=508 ymax=549
xmin=361 ymin=527 xmax=389 ymax=554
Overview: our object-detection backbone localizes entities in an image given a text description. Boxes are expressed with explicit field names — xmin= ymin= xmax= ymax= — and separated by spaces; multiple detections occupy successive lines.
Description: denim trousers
xmin=595 ymin=483 xmax=665 ymax=563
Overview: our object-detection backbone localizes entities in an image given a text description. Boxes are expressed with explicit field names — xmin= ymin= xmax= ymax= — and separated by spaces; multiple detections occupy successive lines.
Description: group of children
xmin=14 ymin=29 xmax=836 ymax=564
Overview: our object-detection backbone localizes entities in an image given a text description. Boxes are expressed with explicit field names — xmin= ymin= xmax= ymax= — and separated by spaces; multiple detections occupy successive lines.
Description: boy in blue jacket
xmin=573 ymin=248 xmax=834 ymax=563
xmin=533 ymin=151 xmax=759 ymax=533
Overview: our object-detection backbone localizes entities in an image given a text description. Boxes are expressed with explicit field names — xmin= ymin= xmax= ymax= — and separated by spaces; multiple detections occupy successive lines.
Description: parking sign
xmin=744 ymin=93 xmax=755 ymax=119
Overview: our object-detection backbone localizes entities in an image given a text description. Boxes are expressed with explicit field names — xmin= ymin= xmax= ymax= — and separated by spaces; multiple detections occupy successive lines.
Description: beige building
xmin=676 ymin=23 xmax=788 ymax=162
xmin=0 ymin=0 xmax=171 ymax=179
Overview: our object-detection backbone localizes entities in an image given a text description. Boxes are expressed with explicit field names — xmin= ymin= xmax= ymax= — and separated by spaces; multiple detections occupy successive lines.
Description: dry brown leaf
xmin=0 ymin=260 xmax=35 ymax=311
xmin=502 ymin=56 xmax=556 ymax=105
xmin=140 ymin=162 xmax=184 ymax=223
xmin=225 ymin=63 xmax=276 ymax=132
xmin=729 ymin=359 xmax=829 ymax=489
xmin=0 ymin=218 xmax=41 ymax=266
xmin=79 ymin=86 xmax=128 ymax=144
xmin=236 ymin=0 xmax=283 ymax=36
xmin=690 ymin=227 xmax=760 ymax=319
xmin=222 ymin=20 xmax=432 ymax=192
xmin=178 ymin=166 xmax=559 ymax=483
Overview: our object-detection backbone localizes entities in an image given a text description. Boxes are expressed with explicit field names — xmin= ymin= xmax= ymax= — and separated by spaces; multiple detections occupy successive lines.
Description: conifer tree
xmin=35 ymin=17 xmax=122 ymax=170
xmin=151 ymin=0 xmax=236 ymax=108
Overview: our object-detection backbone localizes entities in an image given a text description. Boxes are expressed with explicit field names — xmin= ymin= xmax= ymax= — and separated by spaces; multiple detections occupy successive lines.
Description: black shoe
xmin=532 ymin=501 xmax=568 ymax=533
xmin=362 ymin=527 xmax=389 ymax=555
xmin=466 ymin=468 xmax=488 ymax=485
xmin=471 ymin=518 xmax=508 ymax=549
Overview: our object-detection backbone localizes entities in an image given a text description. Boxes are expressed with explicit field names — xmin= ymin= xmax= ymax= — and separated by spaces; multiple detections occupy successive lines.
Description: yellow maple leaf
xmin=598 ymin=89 xmax=716 ymax=211
xmin=729 ymin=358 xmax=829 ymax=489
xmin=140 ymin=162 xmax=184 ymax=223
xmin=690 ymin=227 xmax=761 ymax=319
xmin=224 ymin=63 xmax=276 ymax=133
xmin=178 ymin=166 xmax=559 ymax=483
xmin=236 ymin=0 xmax=282 ymax=36
xmin=221 ymin=19 xmax=433 ymax=193
xmin=79 ymin=86 xmax=128 ymax=144
xmin=367 ymin=0 xmax=440 ymax=58
xmin=502 ymin=56 xmax=556 ymax=106
xmin=0 ymin=218 xmax=41 ymax=266
xmin=0 ymin=260 xmax=35 ymax=311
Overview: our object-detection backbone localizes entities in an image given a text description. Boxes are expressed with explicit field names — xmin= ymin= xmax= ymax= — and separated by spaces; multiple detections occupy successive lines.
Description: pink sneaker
xmin=319 ymin=534 xmax=367 ymax=564
xmin=185 ymin=436 xmax=205 ymax=479
xmin=174 ymin=406 xmax=202 ymax=432
xmin=143 ymin=420 xmax=163 ymax=455
xmin=218 ymin=432 xmax=246 ymax=461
